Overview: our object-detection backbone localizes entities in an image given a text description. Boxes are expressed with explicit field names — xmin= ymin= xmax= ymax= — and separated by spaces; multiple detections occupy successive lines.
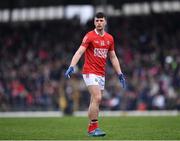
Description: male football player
xmin=65 ymin=12 xmax=126 ymax=137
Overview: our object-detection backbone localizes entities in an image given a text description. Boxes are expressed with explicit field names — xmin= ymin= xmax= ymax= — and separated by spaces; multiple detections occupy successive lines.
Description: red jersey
xmin=81 ymin=29 xmax=114 ymax=76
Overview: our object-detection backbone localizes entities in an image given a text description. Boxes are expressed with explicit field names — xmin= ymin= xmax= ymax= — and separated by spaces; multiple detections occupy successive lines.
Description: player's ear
xmin=104 ymin=19 xmax=107 ymax=25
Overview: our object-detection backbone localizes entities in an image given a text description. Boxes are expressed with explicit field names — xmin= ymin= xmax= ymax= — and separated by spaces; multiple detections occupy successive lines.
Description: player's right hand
xmin=65 ymin=66 xmax=74 ymax=78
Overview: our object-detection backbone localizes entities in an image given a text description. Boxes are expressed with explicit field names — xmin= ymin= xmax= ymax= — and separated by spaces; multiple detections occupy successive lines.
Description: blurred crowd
xmin=0 ymin=13 xmax=180 ymax=113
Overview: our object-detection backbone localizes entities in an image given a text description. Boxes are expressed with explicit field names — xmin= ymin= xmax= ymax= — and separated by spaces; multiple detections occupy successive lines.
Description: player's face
xmin=94 ymin=17 xmax=106 ymax=31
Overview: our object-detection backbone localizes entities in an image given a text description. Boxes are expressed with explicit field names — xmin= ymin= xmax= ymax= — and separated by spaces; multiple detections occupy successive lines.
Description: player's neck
xmin=95 ymin=28 xmax=105 ymax=36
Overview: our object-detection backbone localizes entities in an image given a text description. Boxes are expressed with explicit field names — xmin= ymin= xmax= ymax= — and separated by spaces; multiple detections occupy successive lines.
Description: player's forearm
xmin=70 ymin=46 xmax=85 ymax=67
xmin=110 ymin=56 xmax=123 ymax=75
xmin=70 ymin=52 xmax=82 ymax=67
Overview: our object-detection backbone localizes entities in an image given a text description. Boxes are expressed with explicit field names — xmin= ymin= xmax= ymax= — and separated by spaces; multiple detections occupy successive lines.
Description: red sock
xmin=88 ymin=120 xmax=98 ymax=133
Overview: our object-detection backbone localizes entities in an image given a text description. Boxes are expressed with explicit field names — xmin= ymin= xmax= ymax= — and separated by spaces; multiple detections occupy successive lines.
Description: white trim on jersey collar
xmin=94 ymin=29 xmax=105 ymax=37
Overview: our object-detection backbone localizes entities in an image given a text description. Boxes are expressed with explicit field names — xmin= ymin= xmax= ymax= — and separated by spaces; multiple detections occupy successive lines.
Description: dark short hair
xmin=95 ymin=12 xmax=106 ymax=19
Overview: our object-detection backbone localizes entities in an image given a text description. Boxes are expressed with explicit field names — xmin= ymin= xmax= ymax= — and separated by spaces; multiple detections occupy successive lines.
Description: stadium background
xmin=0 ymin=0 xmax=180 ymax=115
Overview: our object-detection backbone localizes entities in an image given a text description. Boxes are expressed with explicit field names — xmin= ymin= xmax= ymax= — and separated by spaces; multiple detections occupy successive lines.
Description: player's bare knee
xmin=94 ymin=95 xmax=102 ymax=104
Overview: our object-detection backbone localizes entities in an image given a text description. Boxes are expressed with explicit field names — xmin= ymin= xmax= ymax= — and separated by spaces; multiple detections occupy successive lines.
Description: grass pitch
xmin=0 ymin=116 xmax=180 ymax=140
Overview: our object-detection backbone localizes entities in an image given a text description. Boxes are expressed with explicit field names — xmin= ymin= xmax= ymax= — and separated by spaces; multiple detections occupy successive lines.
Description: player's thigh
xmin=87 ymin=85 xmax=102 ymax=101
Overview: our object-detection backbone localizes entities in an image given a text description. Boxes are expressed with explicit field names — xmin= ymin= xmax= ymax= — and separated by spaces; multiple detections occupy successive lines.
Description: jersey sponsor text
xmin=94 ymin=48 xmax=108 ymax=58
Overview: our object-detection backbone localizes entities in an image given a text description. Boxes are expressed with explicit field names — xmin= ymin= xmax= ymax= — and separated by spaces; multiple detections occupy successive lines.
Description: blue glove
xmin=119 ymin=73 xmax=126 ymax=89
xmin=65 ymin=66 xmax=74 ymax=78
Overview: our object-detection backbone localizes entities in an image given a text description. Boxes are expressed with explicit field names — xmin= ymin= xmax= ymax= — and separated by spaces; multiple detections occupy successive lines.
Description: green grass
xmin=0 ymin=116 xmax=180 ymax=140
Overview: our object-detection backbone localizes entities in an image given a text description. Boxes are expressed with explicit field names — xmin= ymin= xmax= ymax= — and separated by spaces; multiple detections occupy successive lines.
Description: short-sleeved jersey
xmin=81 ymin=29 xmax=114 ymax=76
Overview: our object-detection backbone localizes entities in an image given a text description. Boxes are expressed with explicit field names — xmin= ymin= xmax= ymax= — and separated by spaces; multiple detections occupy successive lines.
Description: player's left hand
xmin=119 ymin=73 xmax=126 ymax=89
